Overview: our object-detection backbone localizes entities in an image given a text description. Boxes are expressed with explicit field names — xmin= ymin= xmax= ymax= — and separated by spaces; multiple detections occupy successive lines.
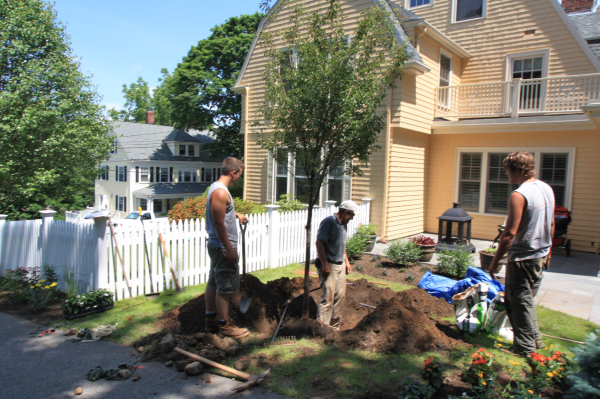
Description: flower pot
xmin=362 ymin=234 xmax=377 ymax=252
xmin=418 ymin=244 xmax=436 ymax=262
xmin=63 ymin=302 xmax=114 ymax=320
xmin=479 ymin=250 xmax=506 ymax=273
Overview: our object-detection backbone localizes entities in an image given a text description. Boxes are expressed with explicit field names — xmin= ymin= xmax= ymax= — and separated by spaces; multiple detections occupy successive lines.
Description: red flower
xmin=425 ymin=360 xmax=431 ymax=366
xmin=477 ymin=348 xmax=486 ymax=353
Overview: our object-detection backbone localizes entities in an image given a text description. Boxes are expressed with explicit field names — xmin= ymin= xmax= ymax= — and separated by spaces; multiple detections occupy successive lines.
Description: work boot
xmin=204 ymin=314 xmax=218 ymax=333
xmin=535 ymin=339 xmax=546 ymax=350
xmin=219 ymin=319 xmax=249 ymax=338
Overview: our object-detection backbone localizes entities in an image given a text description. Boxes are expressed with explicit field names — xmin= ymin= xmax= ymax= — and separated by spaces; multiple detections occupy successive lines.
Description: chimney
xmin=561 ymin=0 xmax=594 ymax=13
xmin=146 ymin=110 xmax=155 ymax=125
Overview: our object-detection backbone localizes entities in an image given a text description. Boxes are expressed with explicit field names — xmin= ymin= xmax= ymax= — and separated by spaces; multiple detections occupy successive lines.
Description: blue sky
xmin=52 ymin=0 xmax=263 ymax=112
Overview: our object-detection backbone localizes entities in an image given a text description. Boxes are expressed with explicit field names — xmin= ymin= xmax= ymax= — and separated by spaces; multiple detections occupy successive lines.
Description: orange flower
xmin=477 ymin=348 xmax=486 ymax=353
xmin=425 ymin=360 xmax=431 ymax=366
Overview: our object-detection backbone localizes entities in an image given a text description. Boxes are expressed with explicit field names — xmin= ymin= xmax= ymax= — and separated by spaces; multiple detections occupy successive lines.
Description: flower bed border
xmin=63 ymin=302 xmax=114 ymax=319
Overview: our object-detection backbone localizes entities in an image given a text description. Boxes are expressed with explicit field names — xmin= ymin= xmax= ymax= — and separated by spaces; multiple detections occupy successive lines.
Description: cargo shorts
xmin=207 ymin=242 xmax=240 ymax=295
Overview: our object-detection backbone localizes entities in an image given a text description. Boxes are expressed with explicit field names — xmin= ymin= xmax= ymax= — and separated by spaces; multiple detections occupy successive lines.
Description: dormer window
xmin=179 ymin=145 xmax=186 ymax=155
xmin=188 ymin=145 xmax=195 ymax=156
xmin=178 ymin=144 xmax=196 ymax=156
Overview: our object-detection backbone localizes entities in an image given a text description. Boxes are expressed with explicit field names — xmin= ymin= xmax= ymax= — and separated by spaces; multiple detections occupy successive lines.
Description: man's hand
xmin=223 ymin=247 xmax=239 ymax=265
xmin=346 ymin=261 xmax=351 ymax=275
xmin=488 ymin=259 xmax=498 ymax=280
xmin=236 ymin=213 xmax=248 ymax=225
xmin=321 ymin=261 xmax=331 ymax=278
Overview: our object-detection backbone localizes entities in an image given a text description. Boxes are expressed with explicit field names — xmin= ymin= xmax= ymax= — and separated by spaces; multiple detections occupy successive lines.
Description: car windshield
xmin=124 ymin=213 xmax=140 ymax=220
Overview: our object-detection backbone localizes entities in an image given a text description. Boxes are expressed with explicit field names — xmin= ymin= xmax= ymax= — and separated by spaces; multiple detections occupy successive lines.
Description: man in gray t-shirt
xmin=315 ymin=200 xmax=357 ymax=329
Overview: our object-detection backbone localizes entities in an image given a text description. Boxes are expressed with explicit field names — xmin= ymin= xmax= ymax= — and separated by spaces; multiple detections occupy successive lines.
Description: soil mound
xmin=330 ymin=288 xmax=459 ymax=354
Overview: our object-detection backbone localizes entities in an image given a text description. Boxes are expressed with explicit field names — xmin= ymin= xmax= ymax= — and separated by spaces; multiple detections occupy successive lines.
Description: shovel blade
xmin=239 ymin=294 xmax=253 ymax=313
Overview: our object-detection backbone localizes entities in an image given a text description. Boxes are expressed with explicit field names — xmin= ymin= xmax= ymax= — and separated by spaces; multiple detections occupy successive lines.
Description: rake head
xmin=270 ymin=336 xmax=297 ymax=346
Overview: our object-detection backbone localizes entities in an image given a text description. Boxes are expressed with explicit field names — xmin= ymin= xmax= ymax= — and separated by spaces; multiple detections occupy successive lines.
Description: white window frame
xmin=139 ymin=167 xmax=150 ymax=183
xmin=98 ymin=165 xmax=109 ymax=181
xmin=178 ymin=168 xmax=197 ymax=183
xmin=505 ymin=49 xmax=550 ymax=112
xmin=188 ymin=145 xmax=195 ymax=157
xmin=139 ymin=198 xmax=147 ymax=211
xmin=438 ymin=50 xmax=453 ymax=109
xmin=159 ymin=167 xmax=170 ymax=183
xmin=179 ymin=144 xmax=187 ymax=156
xmin=116 ymin=166 xmax=126 ymax=182
xmin=451 ymin=0 xmax=487 ymax=24
xmin=453 ymin=147 xmax=576 ymax=215
xmin=109 ymin=138 xmax=118 ymax=154
xmin=405 ymin=0 xmax=433 ymax=10
xmin=116 ymin=195 xmax=126 ymax=212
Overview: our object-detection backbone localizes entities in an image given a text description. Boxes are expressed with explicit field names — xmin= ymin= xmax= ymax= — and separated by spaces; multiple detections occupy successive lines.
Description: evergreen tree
xmin=565 ymin=329 xmax=600 ymax=398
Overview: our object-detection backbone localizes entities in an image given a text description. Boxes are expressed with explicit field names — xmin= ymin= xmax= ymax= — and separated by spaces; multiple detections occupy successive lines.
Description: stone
xmin=157 ymin=334 xmax=177 ymax=353
xmin=132 ymin=374 xmax=141 ymax=381
xmin=74 ymin=387 xmax=83 ymax=395
xmin=64 ymin=328 xmax=77 ymax=336
xmin=213 ymin=336 xmax=238 ymax=351
xmin=225 ymin=345 xmax=240 ymax=357
xmin=218 ymin=350 xmax=226 ymax=359
xmin=175 ymin=360 xmax=193 ymax=372
xmin=184 ymin=362 xmax=203 ymax=376
xmin=202 ymin=333 xmax=215 ymax=346
xmin=137 ymin=347 xmax=145 ymax=353
xmin=203 ymin=351 xmax=221 ymax=363
xmin=205 ymin=344 xmax=215 ymax=351
xmin=195 ymin=343 xmax=205 ymax=351
xmin=234 ymin=358 xmax=250 ymax=371
xmin=165 ymin=360 xmax=174 ymax=367
xmin=118 ymin=369 xmax=131 ymax=379
xmin=192 ymin=332 xmax=205 ymax=342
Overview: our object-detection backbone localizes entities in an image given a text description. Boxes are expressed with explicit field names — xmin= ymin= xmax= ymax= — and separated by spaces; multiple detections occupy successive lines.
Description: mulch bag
xmin=483 ymin=291 xmax=514 ymax=341
xmin=418 ymin=267 xmax=505 ymax=304
xmin=453 ymin=283 xmax=489 ymax=334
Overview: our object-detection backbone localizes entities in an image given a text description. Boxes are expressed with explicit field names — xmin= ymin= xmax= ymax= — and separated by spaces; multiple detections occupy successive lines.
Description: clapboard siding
xmin=425 ymin=130 xmax=600 ymax=253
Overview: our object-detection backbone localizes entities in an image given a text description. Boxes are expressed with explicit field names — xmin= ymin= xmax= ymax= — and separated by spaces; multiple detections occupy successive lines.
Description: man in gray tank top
xmin=488 ymin=151 xmax=555 ymax=356
xmin=204 ymin=157 xmax=249 ymax=338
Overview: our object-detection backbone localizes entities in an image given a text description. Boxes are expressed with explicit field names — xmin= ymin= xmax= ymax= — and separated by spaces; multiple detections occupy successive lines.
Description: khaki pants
xmin=505 ymin=256 xmax=546 ymax=354
xmin=317 ymin=262 xmax=347 ymax=329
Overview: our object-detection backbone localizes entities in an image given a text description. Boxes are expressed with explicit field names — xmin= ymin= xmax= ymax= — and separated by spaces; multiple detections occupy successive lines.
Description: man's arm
xmin=210 ymin=189 xmax=238 ymax=265
xmin=235 ymin=212 xmax=248 ymax=225
xmin=488 ymin=191 xmax=526 ymax=278
xmin=345 ymin=251 xmax=351 ymax=274
xmin=316 ymin=238 xmax=330 ymax=277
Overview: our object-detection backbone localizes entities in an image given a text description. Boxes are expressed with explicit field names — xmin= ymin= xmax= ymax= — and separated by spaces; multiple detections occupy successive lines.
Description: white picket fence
xmin=0 ymin=200 xmax=371 ymax=301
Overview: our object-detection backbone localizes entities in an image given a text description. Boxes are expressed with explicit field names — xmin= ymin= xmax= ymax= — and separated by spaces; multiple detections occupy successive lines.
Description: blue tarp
xmin=418 ymin=267 xmax=505 ymax=304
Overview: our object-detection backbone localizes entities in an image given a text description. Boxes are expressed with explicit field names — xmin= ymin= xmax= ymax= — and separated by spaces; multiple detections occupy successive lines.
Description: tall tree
xmin=167 ymin=13 xmax=264 ymax=159
xmin=0 ymin=0 xmax=112 ymax=220
xmin=108 ymin=76 xmax=152 ymax=123
xmin=152 ymin=68 xmax=174 ymax=126
xmin=256 ymin=0 xmax=407 ymax=317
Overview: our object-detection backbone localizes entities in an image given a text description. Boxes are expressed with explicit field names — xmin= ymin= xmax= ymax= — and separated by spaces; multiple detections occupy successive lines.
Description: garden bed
xmin=0 ymin=290 xmax=66 ymax=325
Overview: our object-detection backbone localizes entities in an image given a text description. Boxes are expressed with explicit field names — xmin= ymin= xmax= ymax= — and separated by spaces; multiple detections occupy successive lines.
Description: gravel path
xmin=0 ymin=312 xmax=287 ymax=399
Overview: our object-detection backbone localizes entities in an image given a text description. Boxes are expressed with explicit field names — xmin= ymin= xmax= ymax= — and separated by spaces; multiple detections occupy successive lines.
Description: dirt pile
xmin=329 ymin=288 xmax=459 ymax=354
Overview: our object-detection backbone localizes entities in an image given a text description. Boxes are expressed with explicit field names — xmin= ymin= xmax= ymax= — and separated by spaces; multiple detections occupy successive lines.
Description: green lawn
xmin=49 ymin=264 xmax=599 ymax=398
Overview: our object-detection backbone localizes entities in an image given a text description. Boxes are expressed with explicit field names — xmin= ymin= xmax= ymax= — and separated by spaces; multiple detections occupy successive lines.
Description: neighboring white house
xmin=96 ymin=117 xmax=227 ymax=217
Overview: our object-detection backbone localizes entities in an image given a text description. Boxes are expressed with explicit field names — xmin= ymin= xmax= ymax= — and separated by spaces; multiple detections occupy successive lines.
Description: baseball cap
xmin=339 ymin=200 xmax=360 ymax=215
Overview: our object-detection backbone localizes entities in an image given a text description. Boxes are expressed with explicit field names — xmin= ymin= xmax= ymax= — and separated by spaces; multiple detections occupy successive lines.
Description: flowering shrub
xmin=28 ymin=280 xmax=59 ymax=312
xmin=411 ymin=235 xmax=436 ymax=246
xmin=356 ymin=222 xmax=377 ymax=236
xmin=168 ymin=196 xmax=266 ymax=223
xmin=61 ymin=288 xmax=114 ymax=316
xmin=528 ymin=350 xmax=573 ymax=393
xmin=466 ymin=348 xmax=497 ymax=393
xmin=422 ymin=356 xmax=444 ymax=390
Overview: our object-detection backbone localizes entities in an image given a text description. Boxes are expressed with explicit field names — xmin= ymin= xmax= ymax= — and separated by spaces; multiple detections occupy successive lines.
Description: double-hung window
xmin=407 ymin=0 xmax=432 ymax=8
xmin=455 ymin=148 xmax=574 ymax=214
xmin=326 ymin=164 xmax=345 ymax=205
xmin=98 ymin=165 xmax=109 ymax=181
xmin=454 ymin=0 xmax=485 ymax=23
xmin=116 ymin=166 xmax=127 ymax=182
xmin=188 ymin=145 xmax=195 ymax=156
xmin=154 ymin=199 xmax=163 ymax=213
xmin=275 ymin=152 xmax=289 ymax=201
xmin=116 ymin=195 xmax=127 ymax=212
xmin=179 ymin=145 xmax=186 ymax=155
xmin=513 ymin=57 xmax=544 ymax=111
xmin=178 ymin=169 xmax=197 ymax=183
xmin=159 ymin=167 xmax=170 ymax=183
xmin=139 ymin=198 xmax=147 ymax=211
xmin=139 ymin=167 xmax=150 ymax=183
xmin=438 ymin=54 xmax=452 ymax=109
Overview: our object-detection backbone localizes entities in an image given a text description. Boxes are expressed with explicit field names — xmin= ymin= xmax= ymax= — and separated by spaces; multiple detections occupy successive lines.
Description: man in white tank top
xmin=488 ymin=151 xmax=555 ymax=356
xmin=204 ymin=157 xmax=249 ymax=338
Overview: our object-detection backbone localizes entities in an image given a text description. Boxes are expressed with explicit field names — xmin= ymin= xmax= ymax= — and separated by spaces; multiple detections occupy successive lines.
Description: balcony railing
xmin=435 ymin=73 xmax=600 ymax=118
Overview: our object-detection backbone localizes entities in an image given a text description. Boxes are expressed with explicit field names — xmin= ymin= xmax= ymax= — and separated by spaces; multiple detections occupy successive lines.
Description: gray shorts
xmin=207 ymin=243 xmax=240 ymax=295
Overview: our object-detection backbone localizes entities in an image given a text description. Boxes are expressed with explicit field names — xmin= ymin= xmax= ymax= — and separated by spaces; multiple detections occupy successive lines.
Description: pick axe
xmin=173 ymin=348 xmax=270 ymax=392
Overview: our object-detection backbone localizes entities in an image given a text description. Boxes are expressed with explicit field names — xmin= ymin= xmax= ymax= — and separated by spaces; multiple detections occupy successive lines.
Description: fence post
xmin=0 ymin=215 xmax=6 ymax=271
xmin=39 ymin=210 xmax=57 ymax=266
xmin=361 ymin=198 xmax=372 ymax=224
xmin=92 ymin=217 xmax=110 ymax=290
xmin=265 ymin=205 xmax=280 ymax=269
xmin=511 ymin=78 xmax=521 ymax=118
xmin=324 ymin=200 xmax=337 ymax=215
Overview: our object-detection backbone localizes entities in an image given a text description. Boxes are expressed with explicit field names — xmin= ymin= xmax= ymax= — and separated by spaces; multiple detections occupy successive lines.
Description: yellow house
xmin=232 ymin=0 xmax=600 ymax=253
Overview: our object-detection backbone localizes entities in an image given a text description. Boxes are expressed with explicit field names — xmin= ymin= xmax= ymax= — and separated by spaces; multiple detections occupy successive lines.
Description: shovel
xmin=239 ymin=220 xmax=253 ymax=313
xmin=173 ymin=347 xmax=270 ymax=392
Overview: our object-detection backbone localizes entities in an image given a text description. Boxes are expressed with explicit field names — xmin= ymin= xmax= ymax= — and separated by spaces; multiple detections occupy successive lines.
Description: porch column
xmin=148 ymin=199 xmax=154 ymax=213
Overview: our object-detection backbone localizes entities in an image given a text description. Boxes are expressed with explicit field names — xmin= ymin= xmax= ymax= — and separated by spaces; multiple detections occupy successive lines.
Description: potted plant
xmin=356 ymin=223 xmax=378 ymax=252
xmin=61 ymin=288 xmax=115 ymax=319
xmin=479 ymin=246 xmax=507 ymax=273
xmin=411 ymin=235 xmax=437 ymax=262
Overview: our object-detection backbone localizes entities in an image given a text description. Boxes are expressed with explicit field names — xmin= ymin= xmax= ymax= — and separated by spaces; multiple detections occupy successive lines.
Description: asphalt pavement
xmin=0 ymin=312 xmax=286 ymax=399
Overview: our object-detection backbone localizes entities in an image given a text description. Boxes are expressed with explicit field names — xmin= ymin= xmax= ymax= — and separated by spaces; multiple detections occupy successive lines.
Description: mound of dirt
xmin=330 ymin=288 xmax=459 ymax=354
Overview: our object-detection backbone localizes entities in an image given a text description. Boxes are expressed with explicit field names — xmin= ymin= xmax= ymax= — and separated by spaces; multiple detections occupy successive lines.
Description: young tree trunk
xmin=302 ymin=201 xmax=314 ymax=319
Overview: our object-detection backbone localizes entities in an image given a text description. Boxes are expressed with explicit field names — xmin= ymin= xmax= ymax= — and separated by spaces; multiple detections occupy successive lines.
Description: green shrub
xmin=346 ymin=235 xmax=368 ymax=258
xmin=233 ymin=197 xmax=267 ymax=215
xmin=384 ymin=240 xmax=423 ymax=265
xmin=356 ymin=222 xmax=377 ymax=236
xmin=435 ymin=247 xmax=474 ymax=279
xmin=398 ymin=377 xmax=435 ymax=399
xmin=61 ymin=288 xmax=114 ymax=316
xmin=168 ymin=196 xmax=265 ymax=223
xmin=565 ymin=329 xmax=600 ymax=398
xmin=275 ymin=194 xmax=305 ymax=212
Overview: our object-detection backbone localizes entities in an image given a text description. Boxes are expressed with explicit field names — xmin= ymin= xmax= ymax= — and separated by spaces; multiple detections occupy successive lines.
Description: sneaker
xmin=219 ymin=319 xmax=249 ymax=338
xmin=535 ymin=339 xmax=546 ymax=350
xmin=204 ymin=314 xmax=218 ymax=333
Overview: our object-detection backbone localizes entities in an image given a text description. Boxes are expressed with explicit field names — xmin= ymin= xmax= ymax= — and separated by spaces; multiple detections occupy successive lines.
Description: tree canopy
xmin=163 ymin=12 xmax=264 ymax=159
xmin=0 ymin=0 xmax=112 ymax=219
xmin=255 ymin=0 xmax=407 ymax=316
xmin=108 ymin=76 xmax=153 ymax=123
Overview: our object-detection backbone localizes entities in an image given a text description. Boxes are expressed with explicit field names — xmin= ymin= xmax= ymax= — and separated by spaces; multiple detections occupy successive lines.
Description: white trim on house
xmin=400 ymin=19 xmax=472 ymax=59
xmin=451 ymin=0 xmax=487 ymax=24
xmin=452 ymin=147 xmax=576 ymax=215
xmin=504 ymin=49 xmax=551 ymax=81
xmin=404 ymin=0 xmax=434 ymax=11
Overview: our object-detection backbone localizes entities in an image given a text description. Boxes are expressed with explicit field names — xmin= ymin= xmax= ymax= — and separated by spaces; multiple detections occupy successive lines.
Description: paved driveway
xmin=0 ymin=312 xmax=286 ymax=399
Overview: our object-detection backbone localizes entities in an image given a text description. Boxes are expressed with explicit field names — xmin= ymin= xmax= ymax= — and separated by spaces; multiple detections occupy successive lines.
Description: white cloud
xmin=106 ymin=103 xmax=123 ymax=111
xmin=149 ymin=86 xmax=156 ymax=97
xmin=129 ymin=64 xmax=143 ymax=72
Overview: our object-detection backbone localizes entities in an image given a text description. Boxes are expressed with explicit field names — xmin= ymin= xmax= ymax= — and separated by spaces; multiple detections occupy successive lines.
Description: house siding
xmin=425 ymin=130 xmax=600 ymax=253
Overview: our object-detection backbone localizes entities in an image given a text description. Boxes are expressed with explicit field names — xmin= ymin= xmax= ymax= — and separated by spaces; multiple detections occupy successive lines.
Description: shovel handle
xmin=173 ymin=347 xmax=251 ymax=380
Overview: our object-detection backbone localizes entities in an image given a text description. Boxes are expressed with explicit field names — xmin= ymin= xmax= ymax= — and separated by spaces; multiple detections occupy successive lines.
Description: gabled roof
xmin=163 ymin=129 xmax=203 ymax=143
xmin=110 ymin=122 xmax=225 ymax=162
xmin=133 ymin=183 xmax=211 ymax=197
xmin=234 ymin=0 xmax=428 ymax=88
xmin=568 ymin=9 xmax=600 ymax=40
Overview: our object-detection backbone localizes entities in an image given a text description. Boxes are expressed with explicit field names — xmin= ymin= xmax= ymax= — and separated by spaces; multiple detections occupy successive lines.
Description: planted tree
xmin=108 ymin=77 xmax=153 ymax=123
xmin=255 ymin=0 xmax=407 ymax=317
xmin=0 ymin=0 xmax=111 ymax=219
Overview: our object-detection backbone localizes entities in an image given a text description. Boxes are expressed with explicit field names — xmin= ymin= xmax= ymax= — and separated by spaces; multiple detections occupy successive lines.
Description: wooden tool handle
xmin=173 ymin=347 xmax=250 ymax=379
xmin=159 ymin=233 xmax=180 ymax=290
xmin=158 ymin=233 xmax=170 ymax=258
